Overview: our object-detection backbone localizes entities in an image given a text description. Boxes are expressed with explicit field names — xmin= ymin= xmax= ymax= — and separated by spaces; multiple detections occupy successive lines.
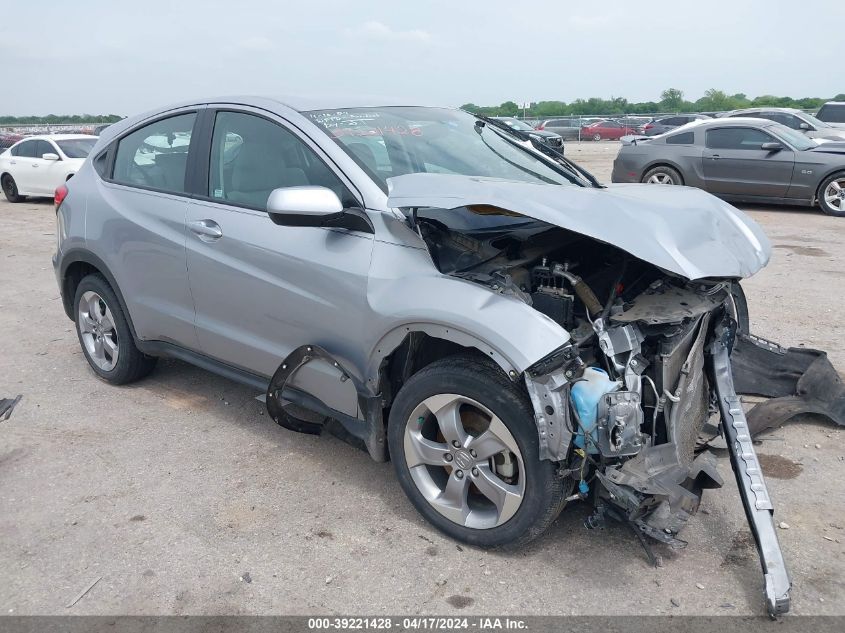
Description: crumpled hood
xmin=386 ymin=174 xmax=771 ymax=280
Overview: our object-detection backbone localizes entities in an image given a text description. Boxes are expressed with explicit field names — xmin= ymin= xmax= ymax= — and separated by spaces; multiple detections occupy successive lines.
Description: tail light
xmin=54 ymin=184 xmax=68 ymax=209
xmin=536 ymin=123 xmax=545 ymax=130
xmin=644 ymin=123 xmax=654 ymax=130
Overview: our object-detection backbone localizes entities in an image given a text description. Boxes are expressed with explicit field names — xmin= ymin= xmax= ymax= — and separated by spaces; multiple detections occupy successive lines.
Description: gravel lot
xmin=1 ymin=142 xmax=843 ymax=616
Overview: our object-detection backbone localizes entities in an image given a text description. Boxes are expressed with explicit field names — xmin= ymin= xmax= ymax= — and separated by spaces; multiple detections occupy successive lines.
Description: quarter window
xmin=112 ymin=113 xmax=197 ymax=194
xmin=666 ymin=131 xmax=694 ymax=145
xmin=208 ymin=111 xmax=355 ymax=210
xmin=705 ymin=127 xmax=774 ymax=150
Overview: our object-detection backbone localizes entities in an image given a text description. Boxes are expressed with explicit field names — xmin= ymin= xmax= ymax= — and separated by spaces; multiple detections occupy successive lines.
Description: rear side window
xmin=817 ymin=104 xmax=845 ymax=123
xmin=666 ymin=131 xmax=694 ymax=145
xmin=112 ymin=113 xmax=197 ymax=194
xmin=12 ymin=140 xmax=38 ymax=158
xmin=208 ymin=111 xmax=356 ymax=210
xmin=705 ymin=127 xmax=773 ymax=150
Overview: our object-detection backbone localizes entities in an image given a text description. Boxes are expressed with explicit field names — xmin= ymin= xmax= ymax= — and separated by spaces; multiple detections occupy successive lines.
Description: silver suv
xmin=54 ymin=96 xmax=793 ymax=613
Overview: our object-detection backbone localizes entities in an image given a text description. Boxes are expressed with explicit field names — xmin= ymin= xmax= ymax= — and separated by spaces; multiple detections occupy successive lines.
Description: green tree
xmin=660 ymin=88 xmax=684 ymax=111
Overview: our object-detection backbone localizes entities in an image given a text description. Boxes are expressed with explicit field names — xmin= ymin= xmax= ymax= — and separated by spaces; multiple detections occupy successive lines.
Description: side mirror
xmin=42 ymin=153 xmax=60 ymax=161
xmin=266 ymin=186 xmax=372 ymax=233
xmin=799 ymin=122 xmax=810 ymax=130
xmin=761 ymin=142 xmax=783 ymax=151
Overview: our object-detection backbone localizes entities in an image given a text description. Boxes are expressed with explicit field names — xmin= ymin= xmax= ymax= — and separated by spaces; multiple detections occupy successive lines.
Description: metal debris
xmin=66 ymin=576 xmax=102 ymax=608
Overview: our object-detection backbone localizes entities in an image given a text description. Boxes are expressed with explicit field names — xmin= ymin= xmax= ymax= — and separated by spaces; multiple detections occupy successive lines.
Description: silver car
xmin=721 ymin=107 xmax=845 ymax=141
xmin=612 ymin=117 xmax=845 ymax=216
xmin=56 ymin=97 xmax=805 ymax=614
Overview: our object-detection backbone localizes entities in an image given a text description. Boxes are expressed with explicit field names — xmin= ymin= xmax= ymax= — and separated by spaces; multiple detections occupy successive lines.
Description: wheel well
xmin=379 ymin=333 xmax=486 ymax=408
xmin=642 ymin=162 xmax=684 ymax=185
xmin=62 ymin=261 xmax=100 ymax=318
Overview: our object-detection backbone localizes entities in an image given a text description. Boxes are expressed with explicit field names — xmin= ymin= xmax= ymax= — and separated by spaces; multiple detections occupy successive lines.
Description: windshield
xmin=56 ymin=138 xmax=96 ymax=158
xmin=769 ymin=124 xmax=816 ymax=151
xmin=799 ymin=112 xmax=830 ymax=129
xmin=306 ymin=107 xmax=577 ymax=192
xmin=499 ymin=118 xmax=535 ymax=132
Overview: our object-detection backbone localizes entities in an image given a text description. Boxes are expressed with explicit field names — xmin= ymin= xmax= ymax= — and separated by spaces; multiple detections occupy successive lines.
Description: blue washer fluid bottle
xmin=570 ymin=367 xmax=620 ymax=454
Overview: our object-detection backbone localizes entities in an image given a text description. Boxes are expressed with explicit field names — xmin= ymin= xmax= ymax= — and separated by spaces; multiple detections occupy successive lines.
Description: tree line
xmin=0 ymin=114 xmax=123 ymax=125
xmin=461 ymin=89 xmax=845 ymax=118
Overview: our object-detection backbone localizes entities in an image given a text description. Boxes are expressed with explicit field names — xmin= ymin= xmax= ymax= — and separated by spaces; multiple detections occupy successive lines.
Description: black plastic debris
xmin=731 ymin=334 xmax=845 ymax=436
xmin=1 ymin=395 xmax=22 ymax=421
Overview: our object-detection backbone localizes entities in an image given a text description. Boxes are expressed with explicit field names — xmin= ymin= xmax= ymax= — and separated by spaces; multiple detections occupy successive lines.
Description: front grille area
xmin=657 ymin=313 xmax=712 ymax=466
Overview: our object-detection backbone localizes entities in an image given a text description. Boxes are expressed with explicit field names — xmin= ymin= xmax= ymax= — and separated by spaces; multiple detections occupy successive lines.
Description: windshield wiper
xmin=474 ymin=115 xmax=602 ymax=188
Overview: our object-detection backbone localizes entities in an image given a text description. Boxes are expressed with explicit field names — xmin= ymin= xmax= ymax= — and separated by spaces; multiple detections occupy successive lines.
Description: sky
xmin=0 ymin=0 xmax=841 ymax=116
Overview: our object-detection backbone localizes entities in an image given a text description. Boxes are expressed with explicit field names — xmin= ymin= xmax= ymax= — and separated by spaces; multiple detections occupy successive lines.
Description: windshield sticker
xmin=308 ymin=111 xmax=382 ymax=129
xmin=331 ymin=125 xmax=422 ymax=138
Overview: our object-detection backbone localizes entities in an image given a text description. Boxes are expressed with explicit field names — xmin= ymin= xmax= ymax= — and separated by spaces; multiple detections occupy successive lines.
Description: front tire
xmin=73 ymin=274 xmax=157 ymax=384
xmin=387 ymin=355 xmax=568 ymax=548
xmin=818 ymin=172 xmax=845 ymax=217
xmin=642 ymin=165 xmax=683 ymax=186
xmin=592 ymin=133 xmax=602 ymax=142
xmin=2 ymin=174 xmax=24 ymax=202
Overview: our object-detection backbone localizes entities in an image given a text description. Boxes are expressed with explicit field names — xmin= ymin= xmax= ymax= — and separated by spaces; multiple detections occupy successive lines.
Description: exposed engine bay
xmin=410 ymin=205 xmax=792 ymax=616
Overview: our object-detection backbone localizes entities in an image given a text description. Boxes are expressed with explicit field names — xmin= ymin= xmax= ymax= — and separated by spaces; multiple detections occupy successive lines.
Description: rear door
xmin=92 ymin=109 xmax=201 ymax=348
xmin=8 ymin=139 xmax=40 ymax=192
xmin=184 ymin=107 xmax=373 ymax=414
xmin=702 ymin=126 xmax=794 ymax=197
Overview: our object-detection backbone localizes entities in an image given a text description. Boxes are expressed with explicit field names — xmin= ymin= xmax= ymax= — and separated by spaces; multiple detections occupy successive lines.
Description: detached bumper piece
xmin=711 ymin=326 xmax=791 ymax=617
xmin=731 ymin=333 xmax=845 ymax=435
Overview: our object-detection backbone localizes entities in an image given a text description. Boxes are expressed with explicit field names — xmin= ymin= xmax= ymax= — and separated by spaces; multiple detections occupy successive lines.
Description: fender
xmin=57 ymin=248 xmax=140 ymax=341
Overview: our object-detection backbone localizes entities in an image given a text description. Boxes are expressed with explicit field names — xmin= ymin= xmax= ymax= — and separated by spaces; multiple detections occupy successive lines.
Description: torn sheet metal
xmin=386 ymin=173 xmax=771 ymax=280
xmin=731 ymin=333 xmax=845 ymax=435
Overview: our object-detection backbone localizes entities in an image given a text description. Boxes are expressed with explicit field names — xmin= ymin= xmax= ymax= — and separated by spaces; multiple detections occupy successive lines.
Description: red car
xmin=580 ymin=120 xmax=639 ymax=141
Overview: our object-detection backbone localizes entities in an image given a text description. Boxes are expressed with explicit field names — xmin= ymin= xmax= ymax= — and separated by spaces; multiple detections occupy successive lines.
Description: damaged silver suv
xmin=56 ymin=97 xmax=844 ymax=616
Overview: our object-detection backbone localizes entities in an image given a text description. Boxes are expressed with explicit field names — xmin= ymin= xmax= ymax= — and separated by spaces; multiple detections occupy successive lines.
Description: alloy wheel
xmin=647 ymin=172 xmax=675 ymax=185
xmin=78 ymin=291 xmax=120 ymax=371
xmin=403 ymin=394 xmax=525 ymax=529
xmin=823 ymin=178 xmax=845 ymax=211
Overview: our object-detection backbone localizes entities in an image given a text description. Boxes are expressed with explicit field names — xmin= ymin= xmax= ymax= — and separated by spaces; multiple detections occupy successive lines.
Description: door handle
xmin=708 ymin=154 xmax=721 ymax=160
xmin=189 ymin=219 xmax=223 ymax=241
xmin=9 ymin=161 xmax=15 ymax=165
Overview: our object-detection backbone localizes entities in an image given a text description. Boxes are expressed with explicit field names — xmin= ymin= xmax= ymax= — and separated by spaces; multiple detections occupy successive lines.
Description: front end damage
xmin=383 ymin=174 xmax=805 ymax=616
xmin=524 ymin=290 xmax=791 ymax=616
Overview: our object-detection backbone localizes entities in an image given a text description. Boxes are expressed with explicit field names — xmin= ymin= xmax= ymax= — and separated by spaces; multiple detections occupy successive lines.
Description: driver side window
xmin=208 ymin=111 xmax=356 ymax=210
xmin=112 ymin=113 xmax=197 ymax=194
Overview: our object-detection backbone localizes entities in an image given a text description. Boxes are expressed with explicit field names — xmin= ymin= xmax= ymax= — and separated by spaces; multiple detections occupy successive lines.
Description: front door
xmin=30 ymin=140 xmax=67 ymax=195
xmin=185 ymin=109 xmax=373 ymax=414
xmin=702 ymin=126 xmax=794 ymax=197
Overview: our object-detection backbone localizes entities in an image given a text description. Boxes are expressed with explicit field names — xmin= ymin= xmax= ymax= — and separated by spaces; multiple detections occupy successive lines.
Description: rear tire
xmin=388 ymin=354 xmax=568 ymax=548
xmin=642 ymin=165 xmax=683 ymax=186
xmin=73 ymin=274 xmax=157 ymax=384
xmin=818 ymin=171 xmax=845 ymax=217
xmin=2 ymin=174 xmax=24 ymax=202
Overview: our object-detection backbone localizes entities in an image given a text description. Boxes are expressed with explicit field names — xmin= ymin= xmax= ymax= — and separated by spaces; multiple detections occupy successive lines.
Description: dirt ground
xmin=1 ymin=143 xmax=843 ymax=616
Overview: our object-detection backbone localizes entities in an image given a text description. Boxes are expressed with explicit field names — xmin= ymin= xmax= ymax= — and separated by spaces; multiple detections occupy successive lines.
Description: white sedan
xmin=0 ymin=134 xmax=97 ymax=202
